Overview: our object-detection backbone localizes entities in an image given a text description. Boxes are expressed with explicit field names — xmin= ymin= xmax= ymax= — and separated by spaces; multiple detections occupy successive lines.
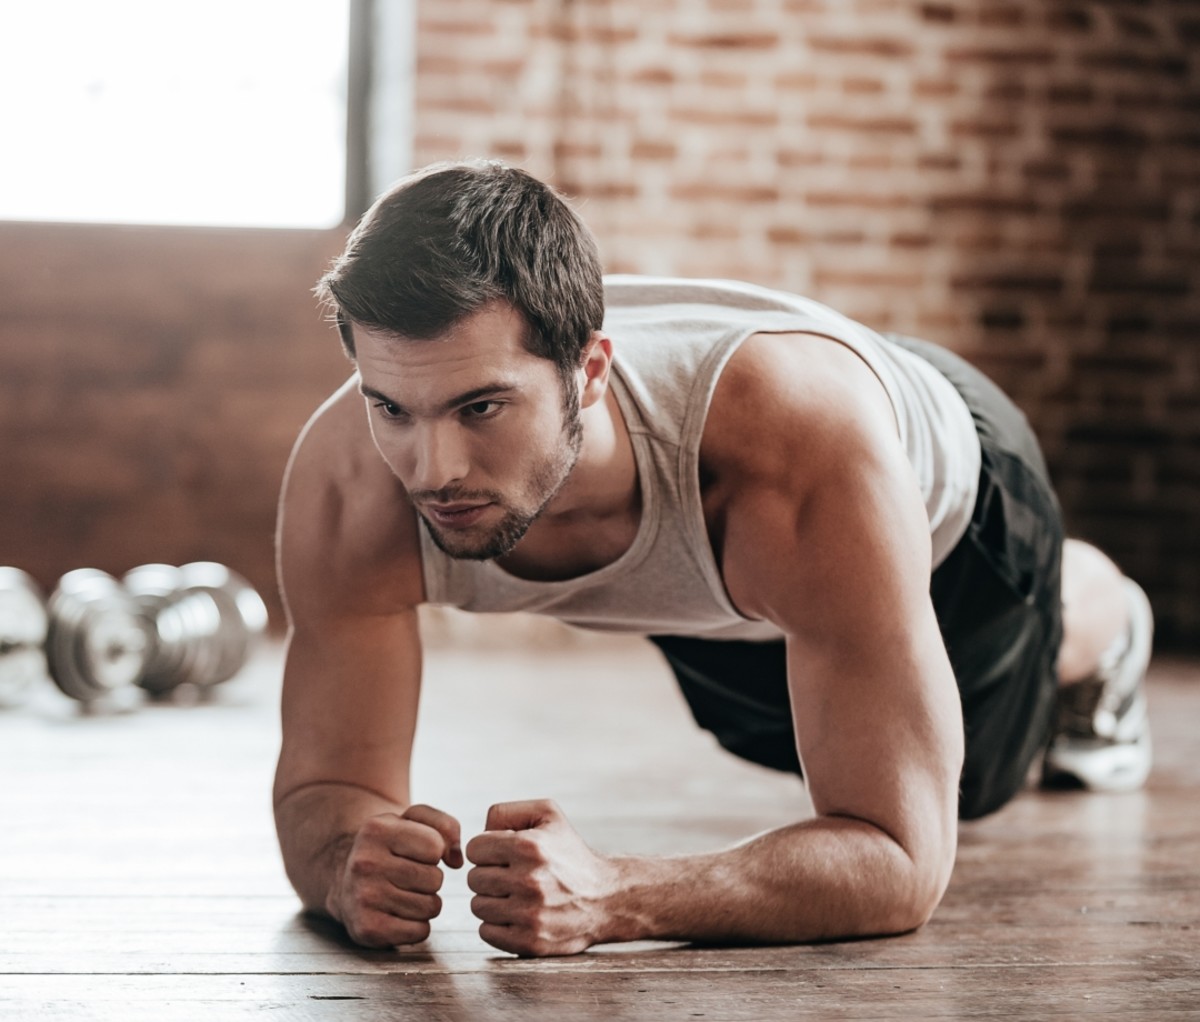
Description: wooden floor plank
xmin=1 ymin=640 xmax=1198 ymax=1018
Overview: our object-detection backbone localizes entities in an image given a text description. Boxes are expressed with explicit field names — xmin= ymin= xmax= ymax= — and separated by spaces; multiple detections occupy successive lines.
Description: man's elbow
xmin=881 ymin=838 xmax=956 ymax=936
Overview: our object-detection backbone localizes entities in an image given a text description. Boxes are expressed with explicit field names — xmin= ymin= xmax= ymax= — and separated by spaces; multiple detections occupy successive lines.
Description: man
xmin=273 ymin=160 xmax=1154 ymax=957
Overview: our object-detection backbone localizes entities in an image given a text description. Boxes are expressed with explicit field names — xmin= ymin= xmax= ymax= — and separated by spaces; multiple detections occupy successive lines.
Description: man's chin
xmin=420 ymin=516 xmax=528 ymax=562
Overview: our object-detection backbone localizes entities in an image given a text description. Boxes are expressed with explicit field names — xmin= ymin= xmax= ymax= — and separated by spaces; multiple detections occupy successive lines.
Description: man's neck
xmin=497 ymin=388 xmax=642 ymax=581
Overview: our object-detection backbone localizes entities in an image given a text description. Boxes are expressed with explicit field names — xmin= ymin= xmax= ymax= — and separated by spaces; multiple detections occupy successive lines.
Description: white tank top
xmin=419 ymin=276 xmax=981 ymax=641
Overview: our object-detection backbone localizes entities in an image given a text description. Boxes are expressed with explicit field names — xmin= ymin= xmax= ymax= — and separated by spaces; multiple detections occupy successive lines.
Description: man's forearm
xmin=273 ymin=781 xmax=407 ymax=914
xmin=603 ymin=815 xmax=951 ymax=945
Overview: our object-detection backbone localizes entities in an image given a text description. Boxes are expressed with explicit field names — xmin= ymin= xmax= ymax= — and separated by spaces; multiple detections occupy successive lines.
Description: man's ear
xmin=579 ymin=332 xmax=613 ymax=410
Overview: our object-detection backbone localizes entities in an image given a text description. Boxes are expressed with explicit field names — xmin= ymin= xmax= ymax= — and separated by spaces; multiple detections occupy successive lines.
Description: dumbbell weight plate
xmin=45 ymin=569 xmax=149 ymax=703
xmin=0 ymin=567 xmax=50 ymax=707
xmin=152 ymin=588 xmax=225 ymax=692
xmin=178 ymin=562 xmax=268 ymax=685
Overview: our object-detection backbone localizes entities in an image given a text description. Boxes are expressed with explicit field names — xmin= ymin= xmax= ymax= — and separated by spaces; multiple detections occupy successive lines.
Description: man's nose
xmin=409 ymin=421 xmax=470 ymax=492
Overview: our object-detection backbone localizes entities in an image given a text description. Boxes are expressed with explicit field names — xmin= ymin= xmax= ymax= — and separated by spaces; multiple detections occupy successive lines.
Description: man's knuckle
xmin=517 ymin=872 xmax=542 ymax=897
xmin=399 ymin=920 xmax=431 ymax=944
xmin=349 ymin=919 xmax=387 ymax=947
xmin=513 ymin=903 xmax=539 ymax=928
xmin=360 ymin=815 xmax=393 ymax=840
xmin=524 ymin=935 xmax=553 ymax=958
xmin=347 ymin=853 xmax=377 ymax=879
xmin=513 ymin=833 xmax=543 ymax=860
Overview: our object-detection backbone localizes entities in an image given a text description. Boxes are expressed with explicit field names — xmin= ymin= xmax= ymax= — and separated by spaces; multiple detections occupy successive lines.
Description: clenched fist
xmin=328 ymin=804 xmax=463 ymax=948
xmin=466 ymin=799 xmax=621 ymax=957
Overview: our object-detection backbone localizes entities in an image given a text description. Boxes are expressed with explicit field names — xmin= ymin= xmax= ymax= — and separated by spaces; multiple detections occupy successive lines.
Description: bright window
xmin=0 ymin=1 xmax=350 ymax=228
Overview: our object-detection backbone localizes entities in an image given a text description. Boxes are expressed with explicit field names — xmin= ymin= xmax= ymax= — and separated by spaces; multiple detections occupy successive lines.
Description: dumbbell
xmin=0 ymin=567 xmax=51 ymax=707
xmin=45 ymin=568 xmax=150 ymax=704
xmin=0 ymin=562 xmax=270 ymax=708
xmin=123 ymin=561 xmax=268 ymax=697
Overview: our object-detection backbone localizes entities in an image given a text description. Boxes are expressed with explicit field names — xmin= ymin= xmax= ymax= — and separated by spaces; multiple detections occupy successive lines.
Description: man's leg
xmin=885 ymin=332 xmax=1153 ymax=806
xmin=1045 ymin=538 xmax=1154 ymax=791
xmin=1059 ymin=539 xmax=1134 ymax=683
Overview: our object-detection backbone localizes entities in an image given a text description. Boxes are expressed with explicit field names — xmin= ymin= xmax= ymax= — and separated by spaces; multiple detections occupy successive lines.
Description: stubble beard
xmin=418 ymin=390 xmax=585 ymax=562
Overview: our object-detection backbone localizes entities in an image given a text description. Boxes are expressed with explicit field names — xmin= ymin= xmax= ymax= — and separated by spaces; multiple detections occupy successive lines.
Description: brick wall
xmin=413 ymin=0 xmax=1200 ymax=647
xmin=0 ymin=222 xmax=349 ymax=626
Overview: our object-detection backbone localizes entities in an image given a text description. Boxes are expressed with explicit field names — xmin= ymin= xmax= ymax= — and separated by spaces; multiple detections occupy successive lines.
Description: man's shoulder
xmin=701 ymin=331 xmax=933 ymax=628
xmin=703 ymin=330 xmax=902 ymax=489
xmin=277 ymin=377 xmax=425 ymax=621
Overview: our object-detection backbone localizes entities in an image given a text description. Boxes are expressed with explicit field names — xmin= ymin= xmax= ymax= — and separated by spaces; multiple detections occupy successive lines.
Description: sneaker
xmin=1042 ymin=579 xmax=1154 ymax=792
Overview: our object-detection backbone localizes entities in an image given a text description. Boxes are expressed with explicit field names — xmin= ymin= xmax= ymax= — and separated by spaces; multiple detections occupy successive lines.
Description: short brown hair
xmin=315 ymin=160 xmax=605 ymax=383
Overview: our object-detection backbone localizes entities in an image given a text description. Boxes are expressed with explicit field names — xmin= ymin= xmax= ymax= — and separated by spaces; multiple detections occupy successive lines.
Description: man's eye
xmin=463 ymin=401 xmax=500 ymax=418
xmin=373 ymin=401 xmax=403 ymax=419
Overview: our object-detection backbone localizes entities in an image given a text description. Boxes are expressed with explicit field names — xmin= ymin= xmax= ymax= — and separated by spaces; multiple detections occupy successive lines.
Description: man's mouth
xmin=423 ymin=501 xmax=494 ymax=528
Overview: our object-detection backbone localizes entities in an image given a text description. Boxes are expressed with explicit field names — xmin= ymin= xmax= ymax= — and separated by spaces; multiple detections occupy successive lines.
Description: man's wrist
xmin=598 ymin=855 xmax=658 ymax=944
xmin=319 ymin=831 xmax=358 ymax=921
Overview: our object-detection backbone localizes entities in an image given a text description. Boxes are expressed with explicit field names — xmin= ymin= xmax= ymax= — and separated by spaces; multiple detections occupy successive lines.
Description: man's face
xmin=354 ymin=303 xmax=583 ymax=561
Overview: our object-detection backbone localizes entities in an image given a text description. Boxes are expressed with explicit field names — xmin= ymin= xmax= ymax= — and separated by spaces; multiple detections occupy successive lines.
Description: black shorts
xmin=650 ymin=335 xmax=1064 ymax=820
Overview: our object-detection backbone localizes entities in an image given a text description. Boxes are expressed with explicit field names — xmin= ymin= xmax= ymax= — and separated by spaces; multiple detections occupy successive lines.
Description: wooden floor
xmin=1 ymin=634 xmax=1197 ymax=1020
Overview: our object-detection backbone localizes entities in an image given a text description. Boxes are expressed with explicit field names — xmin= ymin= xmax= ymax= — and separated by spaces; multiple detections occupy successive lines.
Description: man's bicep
xmin=726 ymin=444 xmax=963 ymax=868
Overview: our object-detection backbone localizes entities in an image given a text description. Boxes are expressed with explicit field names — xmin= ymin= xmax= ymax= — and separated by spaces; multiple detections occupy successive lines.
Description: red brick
xmin=630 ymin=140 xmax=677 ymax=160
xmin=980 ymin=5 xmax=1026 ymax=27
xmin=814 ymin=269 xmax=924 ymax=288
xmin=984 ymin=80 xmax=1030 ymax=102
xmin=419 ymin=19 xmax=498 ymax=36
xmin=1022 ymin=158 xmax=1072 ymax=182
xmin=1045 ymin=8 xmax=1095 ymax=33
xmin=777 ymin=148 xmax=825 ymax=168
xmin=537 ymin=22 xmax=638 ymax=44
xmin=950 ymin=118 xmax=1021 ymax=140
xmin=767 ymin=227 xmax=811 ymax=245
xmin=631 ymin=67 xmax=675 ymax=86
xmin=670 ymin=183 xmax=781 ymax=203
xmin=807 ymin=113 xmax=917 ymax=135
xmin=1079 ymin=52 xmax=1189 ymax=78
xmin=1114 ymin=13 xmax=1162 ymax=41
xmin=842 ymin=77 xmax=885 ymax=94
xmin=667 ymin=31 xmax=780 ymax=49
xmin=670 ymin=107 xmax=779 ymax=127
xmin=1051 ymin=123 xmax=1151 ymax=148
xmin=689 ymin=223 xmax=741 ymax=240
xmin=774 ymin=71 xmax=820 ymax=91
xmin=700 ymin=69 xmax=749 ymax=88
xmin=951 ymin=273 xmax=1065 ymax=294
xmin=944 ymin=46 xmax=1055 ymax=66
xmin=492 ymin=140 xmax=528 ymax=160
xmin=554 ymin=141 xmax=604 ymax=160
xmin=558 ymin=180 xmax=639 ymax=200
xmin=931 ymin=194 xmax=1041 ymax=216
xmin=914 ymin=79 xmax=960 ymax=98
xmin=919 ymin=4 xmax=956 ymax=23
xmin=919 ymin=153 xmax=962 ymax=172
xmin=891 ymin=232 xmax=934 ymax=249
xmin=806 ymin=192 xmax=918 ymax=210
xmin=808 ymin=36 xmax=914 ymax=58
xmin=1046 ymin=82 xmax=1096 ymax=104
xmin=847 ymin=153 xmax=895 ymax=170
